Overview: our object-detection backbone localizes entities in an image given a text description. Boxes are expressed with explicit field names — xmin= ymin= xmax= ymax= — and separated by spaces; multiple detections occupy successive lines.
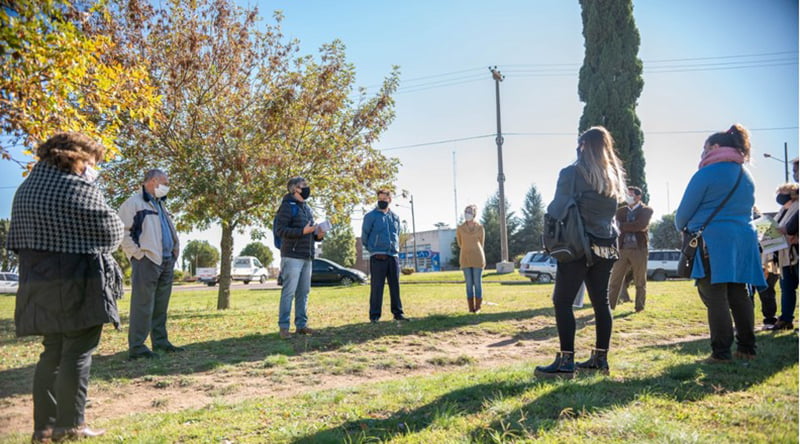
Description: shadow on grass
xmin=0 ymin=306 xmax=560 ymax=398
xmin=291 ymin=332 xmax=798 ymax=443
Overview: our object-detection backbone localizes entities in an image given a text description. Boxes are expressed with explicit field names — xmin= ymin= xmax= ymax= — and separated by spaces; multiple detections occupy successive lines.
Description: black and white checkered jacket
xmin=7 ymin=161 xmax=124 ymax=253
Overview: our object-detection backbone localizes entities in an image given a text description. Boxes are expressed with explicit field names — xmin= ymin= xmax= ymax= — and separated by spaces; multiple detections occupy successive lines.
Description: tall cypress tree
xmin=578 ymin=0 xmax=647 ymax=200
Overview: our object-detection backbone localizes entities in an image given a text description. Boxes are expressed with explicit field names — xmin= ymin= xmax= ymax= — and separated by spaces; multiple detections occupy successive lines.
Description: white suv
xmin=231 ymin=256 xmax=268 ymax=284
xmin=519 ymin=251 xmax=558 ymax=283
xmin=647 ymin=249 xmax=681 ymax=281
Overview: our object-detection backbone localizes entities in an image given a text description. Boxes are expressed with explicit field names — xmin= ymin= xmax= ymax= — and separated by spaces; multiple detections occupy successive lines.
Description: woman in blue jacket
xmin=675 ymin=124 xmax=766 ymax=362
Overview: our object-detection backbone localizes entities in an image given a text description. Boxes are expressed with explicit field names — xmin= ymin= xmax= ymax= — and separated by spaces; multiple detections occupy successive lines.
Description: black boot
xmin=576 ymin=349 xmax=609 ymax=374
xmin=534 ymin=351 xmax=574 ymax=379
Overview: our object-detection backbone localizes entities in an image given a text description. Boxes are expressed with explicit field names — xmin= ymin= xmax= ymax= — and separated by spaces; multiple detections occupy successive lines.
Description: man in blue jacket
xmin=362 ymin=189 xmax=409 ymax=323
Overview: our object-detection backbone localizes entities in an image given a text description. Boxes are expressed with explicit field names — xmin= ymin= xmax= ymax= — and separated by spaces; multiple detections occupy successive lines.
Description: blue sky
xmin=1 ymin=0 xmax=797 ymax=263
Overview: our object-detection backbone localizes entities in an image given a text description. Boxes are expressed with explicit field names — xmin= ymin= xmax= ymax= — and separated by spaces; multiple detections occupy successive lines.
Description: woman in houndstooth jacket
xmin=8 ymin=132 xmax=124 ymax=442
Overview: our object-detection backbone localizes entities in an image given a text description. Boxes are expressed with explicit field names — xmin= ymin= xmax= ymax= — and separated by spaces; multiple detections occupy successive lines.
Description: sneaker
xmin=773 ymin=320 xmax=794 ymax=330
xmin=279 ymin=328 xmax=293 ymax=339
xmin=394 ymin=316 xmax=410 ymax=322
xmin=760 ymin=324 xmax=775 ymax=331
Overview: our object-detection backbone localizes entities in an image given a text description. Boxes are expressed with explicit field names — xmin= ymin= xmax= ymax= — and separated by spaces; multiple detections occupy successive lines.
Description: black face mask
xmin=377 ymin=201 xmax=389 ymax=210
xmin=776 ymin=193 xmax=792 ymax=205
xmin=299 ymin=186 xmax=311 ymax=200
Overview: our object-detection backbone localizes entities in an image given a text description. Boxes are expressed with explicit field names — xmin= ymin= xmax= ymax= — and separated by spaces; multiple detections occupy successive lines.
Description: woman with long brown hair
xmin=535 ymin=126 xmax=627 ymax=378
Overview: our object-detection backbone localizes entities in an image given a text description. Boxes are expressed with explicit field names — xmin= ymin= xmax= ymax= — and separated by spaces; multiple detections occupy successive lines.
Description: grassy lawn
xmin=0 ymin=273 xmax=797 ymax=443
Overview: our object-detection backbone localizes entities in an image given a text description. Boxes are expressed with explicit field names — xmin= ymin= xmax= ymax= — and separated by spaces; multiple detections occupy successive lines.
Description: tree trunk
xmin=217 ymin=221 xmax=234 ymax=309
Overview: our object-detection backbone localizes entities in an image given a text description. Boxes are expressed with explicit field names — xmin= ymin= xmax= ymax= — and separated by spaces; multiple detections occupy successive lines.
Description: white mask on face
xmin=83 ymin=165 xmax=99 ymax=183
xmin=464 ymin=213 xmax=474 ymax=221
xmin=625 ymin=195 xmax=635 ymax=205
xmin=154 ymin=184 xmax=170 ymax=198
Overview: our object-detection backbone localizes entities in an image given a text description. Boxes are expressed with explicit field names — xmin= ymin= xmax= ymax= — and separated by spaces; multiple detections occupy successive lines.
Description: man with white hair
xmin=119 ymin=169 xmax=182 ymax=360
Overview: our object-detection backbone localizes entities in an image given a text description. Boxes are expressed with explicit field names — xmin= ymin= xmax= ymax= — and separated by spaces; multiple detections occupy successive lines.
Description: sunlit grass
xmin=0 ymin=273 xmax=796 ymax=443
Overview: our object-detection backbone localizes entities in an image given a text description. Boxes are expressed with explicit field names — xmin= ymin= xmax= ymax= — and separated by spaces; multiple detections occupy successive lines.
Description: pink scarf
xmin=698 ymin=146 xmax=744 ymax=169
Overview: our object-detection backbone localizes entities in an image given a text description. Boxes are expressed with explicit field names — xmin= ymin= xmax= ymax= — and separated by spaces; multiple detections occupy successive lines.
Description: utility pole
xmin=452 ymin=150 xmax=459 ymax=226
xmin=490 ymin=66 xmax=511 ymax=273
xmin=785 ymin=142 xmax=789 ymax=183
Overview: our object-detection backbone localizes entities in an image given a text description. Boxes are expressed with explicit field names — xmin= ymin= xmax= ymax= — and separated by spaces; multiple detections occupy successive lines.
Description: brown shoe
xmin=773 ymin=320 xmax=794 ymax=330
xmin=52 ymin=425 xmax=105 ymax=441
xmin=31 ymin=428 xmax=52 ymax=443
xmin=296 ymin=327 xmax=314 ymax=335
xmin=279 ymin=328 xmax=293 ymax=339
xmin=700 ymin=355 xmax=732 ymax=364
xmin=467 ymin=298 xmax=475 ymax=313
xmin=734 ymin=351 xmax=756 ymax=360
xmin=475 ymin=297 xmax=482 ymax=312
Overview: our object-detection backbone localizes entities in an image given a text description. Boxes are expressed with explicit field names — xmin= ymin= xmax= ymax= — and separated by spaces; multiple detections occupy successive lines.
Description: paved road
xmin=172 ymin=281 xmax=281 ymax=292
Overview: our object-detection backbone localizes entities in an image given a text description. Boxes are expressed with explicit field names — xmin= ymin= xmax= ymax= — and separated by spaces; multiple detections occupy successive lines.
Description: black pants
xmin=33 ymin=324 xmax=103 ymax=430
xmin=369 ymin=255 xmax=404 ymax=320
xmin=552 ymin=256 xmax=615 ymax=352
xmin=754 ymin=272 xmax=779 ymax=325
xmin=696 ymin=277 xmax=755 ymax=358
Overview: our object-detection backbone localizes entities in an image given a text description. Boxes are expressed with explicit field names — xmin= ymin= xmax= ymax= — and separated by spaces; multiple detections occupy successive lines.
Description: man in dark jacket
xmin=275 ymin=177 xmax=324 ymax=339
xmin=607 ymin=186 xmax=653 ymax=311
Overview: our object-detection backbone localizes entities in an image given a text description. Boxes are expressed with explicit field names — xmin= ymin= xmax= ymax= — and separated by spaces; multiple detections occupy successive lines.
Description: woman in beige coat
xmin=456 ymin=204 xmax=486 ymax=312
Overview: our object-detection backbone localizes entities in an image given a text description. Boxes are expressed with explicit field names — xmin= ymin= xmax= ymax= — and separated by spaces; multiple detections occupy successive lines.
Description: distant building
xmin=354 ymin=227 xmax=456 ymax=274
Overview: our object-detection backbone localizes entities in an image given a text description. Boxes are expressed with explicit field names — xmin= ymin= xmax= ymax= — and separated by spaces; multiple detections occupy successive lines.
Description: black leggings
xmin=552 ymin=256 xmax=615 ymax=352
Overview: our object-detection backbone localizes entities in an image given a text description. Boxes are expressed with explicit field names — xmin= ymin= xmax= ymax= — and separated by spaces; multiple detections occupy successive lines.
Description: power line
xmin=379 ymin=127 xmax=799 ymax=151
xmin=359 ymin=50 xmax=798 ymax=96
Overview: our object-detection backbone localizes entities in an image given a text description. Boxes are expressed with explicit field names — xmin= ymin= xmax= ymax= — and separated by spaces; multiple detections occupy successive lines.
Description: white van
xmin=231 ymin=256 xmax=268 ymax=284
xmin=647 ymin=249 xmax=682 ymax=281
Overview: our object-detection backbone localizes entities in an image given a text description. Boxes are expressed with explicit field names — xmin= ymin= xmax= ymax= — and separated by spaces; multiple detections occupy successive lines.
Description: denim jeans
xmin=279 ymin=257 xmax=312 ymax=329
xmin=462 ymin=267 xmax=483 ymax=299
xmin=779 ymin=264 xmax=799 ymax=323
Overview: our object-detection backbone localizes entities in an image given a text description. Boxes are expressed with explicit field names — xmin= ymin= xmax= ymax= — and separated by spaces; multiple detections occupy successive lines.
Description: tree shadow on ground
xmin=291 ymin=332 xmax=798 ymax=443
xmin=0 ymin=307 xmax=561 ymax=398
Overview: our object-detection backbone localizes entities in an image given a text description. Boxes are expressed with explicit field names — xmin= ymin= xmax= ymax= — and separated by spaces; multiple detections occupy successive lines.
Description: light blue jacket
xmin=361 ymin=208 xmax=401 ymax=256
xmin=675 ymin=162 xmax=766 ymax=286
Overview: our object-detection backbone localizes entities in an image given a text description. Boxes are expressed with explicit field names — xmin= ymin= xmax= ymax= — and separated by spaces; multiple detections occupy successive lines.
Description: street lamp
xmin=398 ymin=190 xmax=418 ymax=271
xmin=764 ymin=143 xmax=789 ymax=182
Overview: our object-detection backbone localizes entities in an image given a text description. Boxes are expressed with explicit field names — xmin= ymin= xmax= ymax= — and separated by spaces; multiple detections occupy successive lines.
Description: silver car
xmin=0 ymin=272 xmax=19 ymax=294
xmin=519 ymin=251 xmax=558 ymax=283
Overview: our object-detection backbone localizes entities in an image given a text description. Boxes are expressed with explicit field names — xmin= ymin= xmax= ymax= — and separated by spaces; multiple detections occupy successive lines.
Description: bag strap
xmin=689 ymin=166 xmax=744 ymax=235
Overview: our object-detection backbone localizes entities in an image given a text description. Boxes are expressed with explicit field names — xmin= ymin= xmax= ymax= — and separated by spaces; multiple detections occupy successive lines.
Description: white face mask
xmin=154 ymin=184 xmax=170 ymax=198
xmin=625 ymin=195 xmax=635 ymax=205
xmin=83 ymin=165 xmax=99 ymax=183
xmin=465 ymin=213 xmax=474 ymax=221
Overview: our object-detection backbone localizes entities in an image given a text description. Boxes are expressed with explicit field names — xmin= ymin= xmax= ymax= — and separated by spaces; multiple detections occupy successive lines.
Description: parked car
xmin=311 ymin=258 xmax=367 ymax=286
xmin=0 ymin=272 xmax=19 ymax=293
xmin=647 ymin=249 xmax=682 ymax=281
xmin=196 ymin=267 xmax=220 ymax=286
xmin=231 ymin=256 xmax=268 ymax=284
xmin=519 ymin=251 xmax=558 ymax=283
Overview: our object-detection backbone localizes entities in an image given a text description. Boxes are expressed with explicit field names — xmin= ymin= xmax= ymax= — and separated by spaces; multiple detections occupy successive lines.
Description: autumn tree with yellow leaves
xmin=0 ymin=0 xmax=159 ymax=167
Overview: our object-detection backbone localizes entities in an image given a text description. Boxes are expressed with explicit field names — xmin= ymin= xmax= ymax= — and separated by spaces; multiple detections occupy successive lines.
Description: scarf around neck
xmin=698 ymin=146 xmax=744 ymax=169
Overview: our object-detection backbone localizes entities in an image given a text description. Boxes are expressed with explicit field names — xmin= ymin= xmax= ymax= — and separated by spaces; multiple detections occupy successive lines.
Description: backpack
xmin=542 ymin=168 xmax=593 ymax=265
xmin=272 ymin=202 xmax=299 ymax=249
